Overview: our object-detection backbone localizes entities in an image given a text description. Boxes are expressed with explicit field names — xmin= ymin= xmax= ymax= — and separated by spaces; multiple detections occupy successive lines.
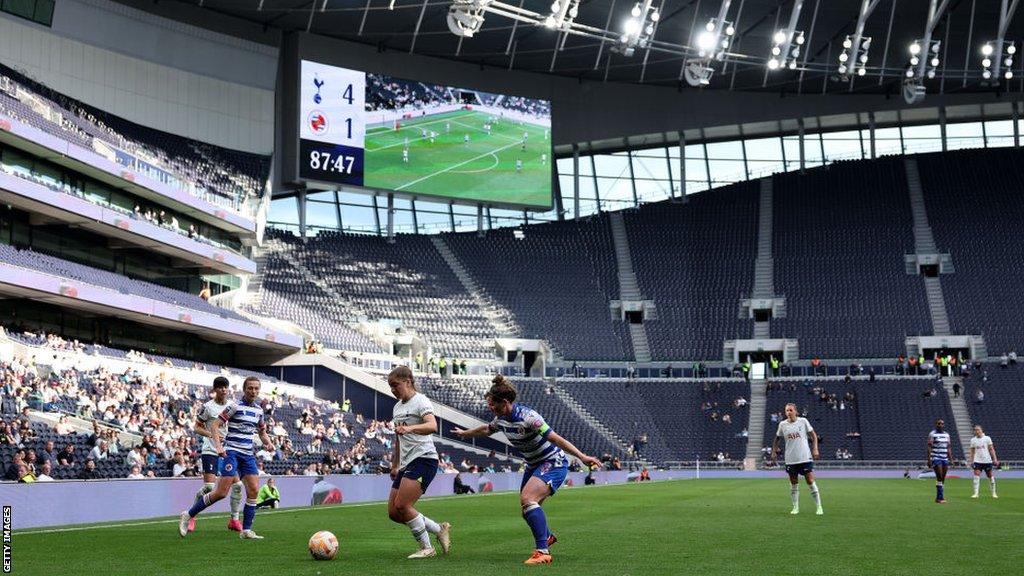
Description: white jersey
xmin=197 ymin=399 xmax=230 ymax=456
xmin=970 ymin=435 xmax=994 ymax=464
xmin=392 ymin=392 xmax=438 ymax=468
xmin=776 ymin=417 xmax=815 ymax=465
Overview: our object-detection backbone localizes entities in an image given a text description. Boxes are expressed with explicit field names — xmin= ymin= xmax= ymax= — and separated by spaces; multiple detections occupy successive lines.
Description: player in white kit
xmin=189 ymin=376 xmax=244 ymax=533
xmin=771 ymin=403 xmax=822 ymax=515
xmin=386 ymin=366 xmax=451 ymax=559
xmin=969 ymin=425 xmax=999 ymax=499
xmin=403 ymin=148 xmax=409 ymax=163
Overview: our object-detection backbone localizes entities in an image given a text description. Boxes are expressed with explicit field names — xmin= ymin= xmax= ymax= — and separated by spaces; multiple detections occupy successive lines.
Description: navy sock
xmin=187 ymin=493 xmax=211 ymax=518
xmin=522 ymin=504 xmax=550 ymax=552
xmin=243 ymin=500 xmax=257 ymax=530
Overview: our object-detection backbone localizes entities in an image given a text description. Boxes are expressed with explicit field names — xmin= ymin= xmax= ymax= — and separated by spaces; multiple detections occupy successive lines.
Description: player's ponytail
xmin=486 ymin=375 xmax=517 ymax=403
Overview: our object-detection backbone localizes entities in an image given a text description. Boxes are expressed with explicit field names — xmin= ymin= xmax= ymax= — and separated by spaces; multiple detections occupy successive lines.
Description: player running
xmin=454 ymin=375 xmax=602 ymax=565
xmin=969 ymin=425 xmax=999 ymax=499
xmin=188 ymin=376 xmax=244 ymax=533
xmin=927 ymin=418 xmax=954 ymax=503
xmin=403 ymin=148 xmax=409 ymax=163
xmin=179 ymin=376 xmax=275 ymax=540
xmin=771 ymin=403 xmax=823 ymax=515
xmin=386 ymin=366 xmax=451 ymax=559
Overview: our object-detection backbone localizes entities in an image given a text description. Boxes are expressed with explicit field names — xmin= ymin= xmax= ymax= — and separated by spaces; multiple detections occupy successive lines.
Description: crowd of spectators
xmin=366 ymin=75 xmax=452 ymax=113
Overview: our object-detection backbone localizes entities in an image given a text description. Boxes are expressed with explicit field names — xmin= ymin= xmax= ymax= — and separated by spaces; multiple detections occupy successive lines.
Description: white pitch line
xmin=395 ymin=139 xmax=527 ymax=191
xmin=14 ymin=478 xmax=690 ymax=535
xmin=451 ymin=153 xmax=500 ymax=174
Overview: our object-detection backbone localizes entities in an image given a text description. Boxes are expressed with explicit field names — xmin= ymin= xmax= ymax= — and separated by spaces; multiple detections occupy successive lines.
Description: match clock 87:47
xmin=299 ymin=140 xmax=364 ymax=186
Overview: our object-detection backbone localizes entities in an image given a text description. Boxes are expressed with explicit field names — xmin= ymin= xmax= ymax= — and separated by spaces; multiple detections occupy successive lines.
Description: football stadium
xmin=1 ymin=0 xmax=1023 ymax=574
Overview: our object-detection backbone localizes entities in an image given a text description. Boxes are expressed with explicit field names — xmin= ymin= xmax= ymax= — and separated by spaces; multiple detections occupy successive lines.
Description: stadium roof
xmin=122 ymin=0 xmax=1024 ymax=95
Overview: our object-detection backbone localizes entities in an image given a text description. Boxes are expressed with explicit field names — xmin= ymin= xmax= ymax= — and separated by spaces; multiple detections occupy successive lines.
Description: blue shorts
xmin=973 ymin=462 xmax=993 ymax=472
xmin=200 ymin=454 xmax=222 ymax=476
xmin=218 ymin=450 xmax=258 ymax=478
xmin=931 ymin=458 xmax=950 ymax=468
xmin=521 ymin=460 xmax=569 ymax=495
xmin=785 ymin=461 xmax=814 ymax=477
xmin=392 ymin=457 xmax=438 ymax=492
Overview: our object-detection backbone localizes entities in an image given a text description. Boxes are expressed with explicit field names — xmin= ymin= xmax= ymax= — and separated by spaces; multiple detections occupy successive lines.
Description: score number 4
xmin=310 ymin=150 xmax=355 ymax=174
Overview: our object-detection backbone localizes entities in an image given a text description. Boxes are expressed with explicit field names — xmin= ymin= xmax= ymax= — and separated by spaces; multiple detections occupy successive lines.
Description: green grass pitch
xmin=363 ymin=109 xmax=552 ymax=209
xmin=12 ymin=478 xmax=1022 ymax=575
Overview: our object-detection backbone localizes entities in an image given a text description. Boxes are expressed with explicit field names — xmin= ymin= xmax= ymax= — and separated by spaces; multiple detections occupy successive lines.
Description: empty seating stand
xmin=771 ymin=159 xmax=932 ymax=358
xmin=444 ymin=217 xmax=631 ymax=361
xmin=624 ymin=182 xmax=759 ymax=360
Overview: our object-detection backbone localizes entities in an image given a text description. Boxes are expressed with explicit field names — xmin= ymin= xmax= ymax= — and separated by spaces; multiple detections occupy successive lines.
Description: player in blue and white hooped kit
xmin=386 ymin=366 xmax=451 ymax=559
xmin=454 ymin=375 xmax=602 ymax=565
xmin=928 ymin=419 xmax=955 ymax=503
xmin=188 ymin=376 xmax=244 ymax=533
xmin=969 ymin=425 xmax=999 ymax=499
xmin=179 ymin=376 xmax=275 ymax=540
xmin=771 ymin=403 xmax=823 ymax=515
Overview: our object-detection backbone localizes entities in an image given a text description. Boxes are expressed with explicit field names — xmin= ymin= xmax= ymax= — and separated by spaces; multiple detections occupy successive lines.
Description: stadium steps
xmin=743 ymin=380 xmax=768 ymax=468
xmin=904 ymin=158 xmax=939 ymax=254
xmin=942 ymin=377 xmax=973 ymax=459
xmin=904 ymin=158 xmax=952 ymax=336
xmin=752 ymin=178 xmax=774 ymax=299
xmin=748 ymin=179 xmax=774 ymax=341
xmin=923 ymin=277 xmax=951 ymax=335
xmin=550 ymin=381 xmax=635 ymax=458
xmin=608 ymin=212 xmax=651 ymax=362
xmin=429 ymin=236 xmax=520 ymax=337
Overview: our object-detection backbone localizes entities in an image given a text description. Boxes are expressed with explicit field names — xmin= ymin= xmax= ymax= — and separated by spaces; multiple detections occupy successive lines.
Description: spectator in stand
xmin=1010 ymin=350 xmax=1018 ymax=365
xmin=976 ymin=389 xmax=985 ymax=404
xmin=127 ymin=465 xmax=145 ymax=479
xmin=172 ymin=453 xmax=189 ymax=477
xmin=78 ymin=459 xmax=100 ymax=479
xmin=256 ymin=478 xmax=281 ymax=508
xmin=38 ymin=440 xmax=57 ymax=467
xmin=88 ymin=440 xmax=109 ymax=461
xmin=952 ymin=381 xmax=961 ymax=398
xmin=36 ymin=461 xmax=54 ymax=481
xmin=58 ymin=444 xmax=76 ymax=467
xmin=198 ymin=283 xmax=212 ymax=301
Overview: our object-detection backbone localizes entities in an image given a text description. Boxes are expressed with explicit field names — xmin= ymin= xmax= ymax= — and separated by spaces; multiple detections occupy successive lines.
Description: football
xmin=308 ymin=530 xmax=339 ymax=561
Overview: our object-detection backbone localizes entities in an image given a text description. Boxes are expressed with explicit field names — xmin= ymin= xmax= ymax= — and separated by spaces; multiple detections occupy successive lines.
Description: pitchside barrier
xmin=1 ymin=470 xmax=696 ymax=530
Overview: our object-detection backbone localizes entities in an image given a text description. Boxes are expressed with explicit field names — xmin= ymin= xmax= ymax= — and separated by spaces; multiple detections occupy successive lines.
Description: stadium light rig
xmin=767 ymin=29 xmax=804 ymax=71
xmin=903 ymin=38 xmax=941 ymax=102
xmin=838 ymin=34 xmax=871 ymax=78
xmin=615 ymin=0 xmax=661 ymax=58
xmin=682 ymin=15 xmax=736 ymax=87
xmin=981 ymin=40 xmax=1016 ymax=81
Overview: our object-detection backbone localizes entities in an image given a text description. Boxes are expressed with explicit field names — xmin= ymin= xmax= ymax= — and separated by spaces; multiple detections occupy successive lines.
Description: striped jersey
xmin=928 ymin=430 xmax=952 ymax=461
xmin=197 ymin=398 xmax=230 ymax=456
xmin=218 ymin=399 xmax=265 ymax=456
xmin=488 ymin=403 xmax=565 ymax=467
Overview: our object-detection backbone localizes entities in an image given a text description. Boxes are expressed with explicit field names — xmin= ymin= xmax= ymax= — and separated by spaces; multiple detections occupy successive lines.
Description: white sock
xmin=973 ymin=476 xmax=980 ymax=493
xmin=809 ymin=482 xmax=821 ymax=507
xmin=990 ymin=478 xmax=997 ymax=493
xmin=230 ymin=481 xmax=244 ymax=520
xmin=405 ymin=514 xmax=432 ymax=549
xmin=790 ymin=484 xmax=799 ymax=507
xmin=421 ymin=514 xmax=442 ymax=534
xmin=196 ymin=482 xmax=215 ymax=501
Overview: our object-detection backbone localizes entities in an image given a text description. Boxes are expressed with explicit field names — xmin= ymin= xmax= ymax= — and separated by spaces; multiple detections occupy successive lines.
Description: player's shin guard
xmin=973 ymin=476 xmax=981 ymax=495
xmin=195 ymin=482 xmax=214 ymax=501
xmin=406 ymin=514 xmax=432 ymax=549
xmin=809 ymin=482 xmax=821 ymax=507
xmin=230 ymin=481 xmax=244 ymax=520
xmin=936 ymin=482 xmax=944 ymax=500
xmin=187 ymin=493 xmax=213 ymax=518
xmin=790 ymin=484 xmax=799 ymax=507
xmin=242 ymin=498 xmax=258 ymax=531
xmin=522 ymin=502 xmax=550 ymax=553
xmin=990 ymin=478 xmax=997 ymax=494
